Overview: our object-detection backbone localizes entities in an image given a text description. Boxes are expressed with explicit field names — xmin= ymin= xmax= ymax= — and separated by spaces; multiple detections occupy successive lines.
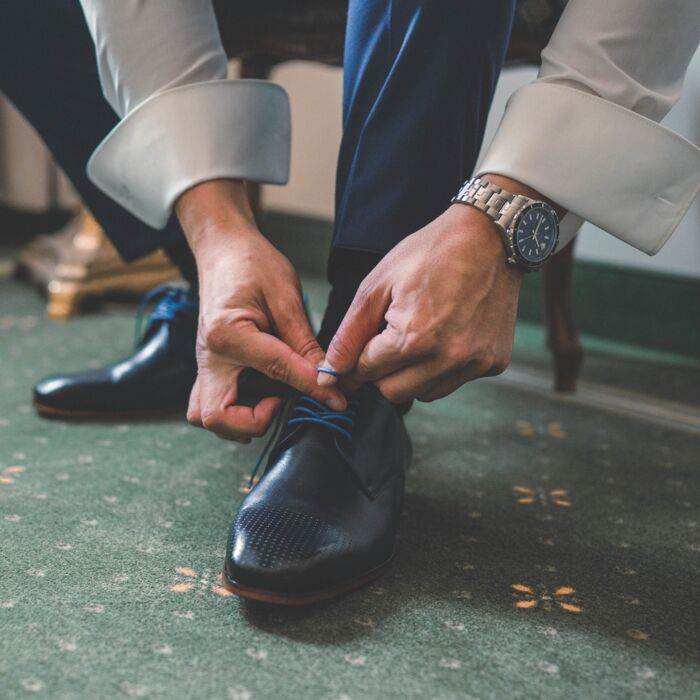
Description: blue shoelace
xmin=247 ymin=392 xmax=358 ymax=489
xmin=288 ymin=396 xmax=357 ymax=441
xmin=133 ymin=284 xmax=198 ymax=349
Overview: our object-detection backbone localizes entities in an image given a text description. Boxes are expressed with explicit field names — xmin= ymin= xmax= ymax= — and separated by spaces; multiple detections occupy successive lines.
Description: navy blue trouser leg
xmin=0 ymin=1 xmax=184 ymax=262
xmin=333 ymin=0 xmax=515 ymax=255
xmin=318 ymin=0 xmax=515 ymax=345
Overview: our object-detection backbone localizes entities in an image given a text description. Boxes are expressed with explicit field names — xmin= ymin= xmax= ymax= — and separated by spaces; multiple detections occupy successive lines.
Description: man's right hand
xmin=176 ymin=179 xmax=346 ymax=443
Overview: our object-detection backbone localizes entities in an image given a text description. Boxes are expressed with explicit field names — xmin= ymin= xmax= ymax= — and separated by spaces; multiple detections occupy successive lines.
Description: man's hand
xmin=319 ymin=203 xmax=522 ymax=404
xmin=176 ymin=180 xmax=346 ymax=442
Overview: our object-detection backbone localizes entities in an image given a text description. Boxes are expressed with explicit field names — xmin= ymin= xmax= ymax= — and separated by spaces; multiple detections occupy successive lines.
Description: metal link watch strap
xmin=451 ymin=177 xmax=531 ymax=232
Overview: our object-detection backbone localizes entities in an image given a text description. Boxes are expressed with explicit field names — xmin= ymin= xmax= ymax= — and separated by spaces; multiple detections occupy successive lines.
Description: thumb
xmin=319 ymin=283 xmax=388 ymax=386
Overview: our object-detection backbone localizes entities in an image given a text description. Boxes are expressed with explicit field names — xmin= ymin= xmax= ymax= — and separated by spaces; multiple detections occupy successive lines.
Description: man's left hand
xmin=319 ymin=204 xmax=522 ymax=403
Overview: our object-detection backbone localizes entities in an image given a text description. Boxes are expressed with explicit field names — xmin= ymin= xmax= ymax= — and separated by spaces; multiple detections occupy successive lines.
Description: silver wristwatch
xmin=451 ymin=177 xmax=559 ymax=271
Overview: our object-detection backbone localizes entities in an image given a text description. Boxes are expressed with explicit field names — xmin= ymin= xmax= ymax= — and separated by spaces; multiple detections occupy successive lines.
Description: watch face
xmin=513 ymin=203 xmax=559 ymax=266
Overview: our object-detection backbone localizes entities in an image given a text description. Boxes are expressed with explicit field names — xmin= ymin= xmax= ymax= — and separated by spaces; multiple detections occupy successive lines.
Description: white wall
xmin=0 ymin=97 xmax=78 ymax=211
xmin=264 ymin=62 xmax=343 ymax=220
xmin=265 ymin=48 xmax=700 ymax=279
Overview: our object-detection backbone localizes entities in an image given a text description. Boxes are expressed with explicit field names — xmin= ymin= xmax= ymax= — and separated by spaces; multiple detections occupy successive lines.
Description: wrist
xmin=175 ymin=179 xmax=260 ymax=255
xmin=480 ymin=173 xmax=566 ymax=220
xmin=446 ymin=204 xmax=524 ymax=283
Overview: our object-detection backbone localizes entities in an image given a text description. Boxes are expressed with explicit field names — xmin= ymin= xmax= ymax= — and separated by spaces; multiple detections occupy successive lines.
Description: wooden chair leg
xmin=542 ymin=239 xmax=583 ymax=393
xmin=18 ymin=207 xmax=180 ymax=319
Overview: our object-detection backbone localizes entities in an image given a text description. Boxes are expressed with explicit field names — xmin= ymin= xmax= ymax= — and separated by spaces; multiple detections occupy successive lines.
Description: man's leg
xmin=318 ymin=0 xmax=516 ymax=347
xmin=0 ymin=1 xmax=202 ymax=417
xmin=223 ymin=0 xmax=517 ymax=604
xmin=0 ymin=0 xmax=188 ymax=267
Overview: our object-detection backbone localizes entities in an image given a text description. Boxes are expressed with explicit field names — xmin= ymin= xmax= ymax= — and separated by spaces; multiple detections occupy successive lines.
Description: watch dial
xmin=513 ymin=204 xmax=558 ymax=265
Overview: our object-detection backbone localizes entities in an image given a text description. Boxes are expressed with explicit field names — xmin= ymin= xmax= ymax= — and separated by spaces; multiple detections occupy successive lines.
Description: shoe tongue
xmin=271 ymin=385 xmax=398 ymax=500
xmin=333 ymin=389 xmax=399 ymax=500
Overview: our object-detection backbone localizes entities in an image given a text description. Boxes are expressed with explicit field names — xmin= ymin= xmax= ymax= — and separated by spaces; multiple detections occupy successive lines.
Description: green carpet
xmin=1 ymin=268 xmax=699 ymax=700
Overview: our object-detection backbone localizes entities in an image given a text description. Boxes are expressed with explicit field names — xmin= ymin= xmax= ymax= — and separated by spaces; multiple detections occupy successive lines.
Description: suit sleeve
xmin=477 ymin=0 xmax=700 ymax=254
xmin=78 ymin=0 xmax=290 ymax=228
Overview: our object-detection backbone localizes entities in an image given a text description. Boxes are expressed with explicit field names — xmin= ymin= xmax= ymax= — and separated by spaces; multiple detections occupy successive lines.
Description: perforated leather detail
xmin=233 ymin=505 xmax=350 ymax=569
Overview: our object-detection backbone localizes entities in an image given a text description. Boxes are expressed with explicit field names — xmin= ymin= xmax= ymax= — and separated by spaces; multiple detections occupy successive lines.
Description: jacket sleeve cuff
xmin=477 ymin=82 xmax=700 ymax=255
xmin=87 ymin=79 xmax=291 ymax=229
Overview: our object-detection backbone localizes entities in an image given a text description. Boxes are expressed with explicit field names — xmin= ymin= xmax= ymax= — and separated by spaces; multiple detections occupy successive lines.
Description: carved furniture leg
xmin=17 ymin=207 xmax=180 ymax=319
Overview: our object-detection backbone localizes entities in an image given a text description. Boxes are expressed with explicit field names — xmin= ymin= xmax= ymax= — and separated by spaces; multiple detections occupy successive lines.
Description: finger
xmin=197 ymin=360 xmax=283 ymax=439
xmin=204 ymin=395 xmax=282 ymax=442
xmin=187 ymin=377 xmax=203 ymax=428
xmin=238 ymin=329 xmax=346 ymax=411
xmin=320 ymin=283 xmax=390 ymax=385
xmin=376 ymin=361 xmax=482 ymax=404
xmin=197 ymin=364 xmax=240 ymax=435
xmin=346 ymin=325 xmax=420 ymax=389
xmin=374 ymin=360 xmax=441 ymax=404
xmin=199 ymin=366 xmax=260 ymax=443
xmin=415 ymin=361 xmax=492 ymax=402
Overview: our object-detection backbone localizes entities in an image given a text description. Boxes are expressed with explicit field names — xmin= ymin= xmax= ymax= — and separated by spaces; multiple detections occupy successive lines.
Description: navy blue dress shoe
xmin=33 ymin=285 xmax=198 ymax=419
xmin=223 ymin=383 xmax=412 ymax=605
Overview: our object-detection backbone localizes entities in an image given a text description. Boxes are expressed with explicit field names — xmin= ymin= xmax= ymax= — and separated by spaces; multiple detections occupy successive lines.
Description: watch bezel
xmin=507 ymin=201 xmax=560 ymax=270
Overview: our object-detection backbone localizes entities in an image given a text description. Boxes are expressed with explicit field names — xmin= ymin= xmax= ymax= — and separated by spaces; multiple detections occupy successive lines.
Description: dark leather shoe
xmin=222 ymin=383 xmax=412 ymax=605
xmin=33 ymin=286 xmax=198 ymax=419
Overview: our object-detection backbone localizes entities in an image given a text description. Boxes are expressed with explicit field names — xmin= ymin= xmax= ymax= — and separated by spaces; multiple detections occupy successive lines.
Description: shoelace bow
xmin=248 ymin=394 xmax=359 ymax=489
xmin=133 ymin=284 xmax=198 ymax=349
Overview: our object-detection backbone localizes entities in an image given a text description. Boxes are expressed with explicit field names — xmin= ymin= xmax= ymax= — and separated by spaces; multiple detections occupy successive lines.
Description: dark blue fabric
xmin=334 ymin=0 xmax=515 ymax=253
xmin=0 ymin=0 xmax=513 ymax=263
xmin=0 ymin=1 xmax=184 ymax=262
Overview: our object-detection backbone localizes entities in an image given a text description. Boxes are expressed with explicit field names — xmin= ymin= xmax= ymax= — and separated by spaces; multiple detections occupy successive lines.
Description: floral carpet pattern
xmin=1 ymin=269 xmax=699 ymax=699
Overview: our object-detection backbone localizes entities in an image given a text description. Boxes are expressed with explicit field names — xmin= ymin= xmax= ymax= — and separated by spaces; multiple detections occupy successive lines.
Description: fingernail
xmin=317 ymin=365 xmax=339 ymax=387
xmin=317 ymin=374 xmax=336 ymax=387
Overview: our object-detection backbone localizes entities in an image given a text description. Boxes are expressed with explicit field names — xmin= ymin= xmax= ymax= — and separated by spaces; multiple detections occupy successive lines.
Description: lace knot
xmin=133 ymin=284 xmax=198 ymax=349
xmin=287 ymin=396 xmax=357 ymax=440
xmin=247 ymin=394 xmax=358 ymax=489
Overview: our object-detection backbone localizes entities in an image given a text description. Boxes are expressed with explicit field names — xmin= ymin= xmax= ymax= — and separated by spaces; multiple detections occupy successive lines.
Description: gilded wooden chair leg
xmin=542 ymin=239 xmax=583 ymax=393
xmin=24 ymin=207 xmax=180 ymax=320
xmin=46 ymin=280 xmax=85 ymax=320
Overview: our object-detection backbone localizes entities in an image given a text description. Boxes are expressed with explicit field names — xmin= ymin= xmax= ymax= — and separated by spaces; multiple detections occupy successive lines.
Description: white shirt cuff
xmin=477 ymin=82 xmax=700 ymax=254
xmin=87 ymin=79 xmax=291 ymax=229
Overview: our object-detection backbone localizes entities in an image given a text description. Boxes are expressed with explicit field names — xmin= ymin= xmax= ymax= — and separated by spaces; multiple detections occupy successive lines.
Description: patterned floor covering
xmin=1 ymin=266 xmax=699 ymax=699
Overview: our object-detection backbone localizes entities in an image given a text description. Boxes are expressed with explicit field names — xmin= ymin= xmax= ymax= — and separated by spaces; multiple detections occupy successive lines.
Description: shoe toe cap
xmin=33 ymin=365 xmax=119 ymax=413
xmin=33 ymin=374 xmax=83 ymax=410
xmin=225 ymin=504 xmax=355 ymax=594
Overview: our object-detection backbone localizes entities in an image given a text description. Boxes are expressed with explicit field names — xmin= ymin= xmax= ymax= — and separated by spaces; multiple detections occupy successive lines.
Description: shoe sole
xmin=33 ymin=400 xmax=185 ymax=421
xmin=221 ymin=557 xmax=392 ymax=606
